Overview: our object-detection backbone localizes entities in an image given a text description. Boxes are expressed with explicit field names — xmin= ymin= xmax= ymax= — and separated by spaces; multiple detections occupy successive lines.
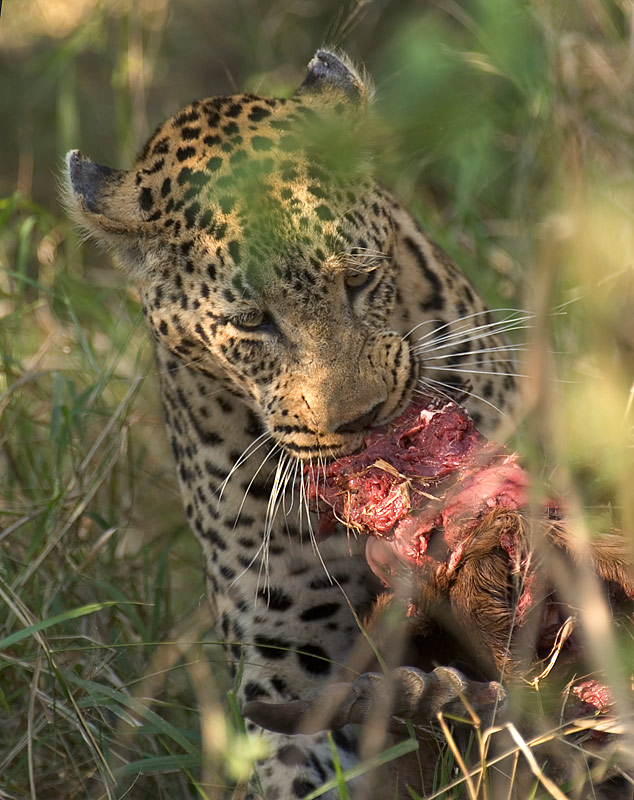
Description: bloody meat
xmin=304 ymin=397 xmax=530 ymax=597
xmin=303 ymin=396 xmax=633 ymax=692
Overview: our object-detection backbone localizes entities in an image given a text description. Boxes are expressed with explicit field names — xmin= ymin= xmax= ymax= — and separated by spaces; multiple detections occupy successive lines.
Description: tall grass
xmin=1 ymin=0 xmax=633 ymax=797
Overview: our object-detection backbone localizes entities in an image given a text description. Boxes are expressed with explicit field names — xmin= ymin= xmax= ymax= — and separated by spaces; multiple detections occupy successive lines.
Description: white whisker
xmin=217 ymin=431 xmax=271 ymax=506
xmin=401 ymin=318 xmax=445 ymax=341
xmin=232 ymin=442 xmax=281 ymax=527
xmin=264 ymin=452 xmax=288 ymax=533
xmin=282 ymin=456 xmax=296 ymax=518
xmin=414 ymin=317 xmax=533 ymax=352
xmin=409 ymin=308 xmax=530 ymax=345
xmin=290 ymin=457 xmax=300 ymax=521
xmin=424 ymin=357 xmax=524 ymax=368
xmin=301 ymin=456 xmax=316 ymax=543
xmin=417 ymin=376 xmax=506 ymax=418
xmin=297 ymin=458 xmax=306 ymax=541
xmin=262 ymin=451 xmax=296 ymax=563
xmin=428 ymin=367 xmax=527 ymax=379
xmin=256 ymin=450 xmax=290 ymax=595
xmin=415 ymin=310 xmax=532 ymax=339
xmin=228 ymin=531 xmax=267 ymax=598
xmin=403 ymin=307 xmax=526 ymax=344
xmin=306 ymin=449 xmax=333 ymax=581
xmin=415 ymin=344 xmax=528 ymax=360
xmin=159 ymin=354 xmax=206 ymax=373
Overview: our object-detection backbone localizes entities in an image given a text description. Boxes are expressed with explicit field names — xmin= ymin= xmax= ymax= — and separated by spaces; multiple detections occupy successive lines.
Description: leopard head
xmin=64 ymin=51 xmax=419 ymax=459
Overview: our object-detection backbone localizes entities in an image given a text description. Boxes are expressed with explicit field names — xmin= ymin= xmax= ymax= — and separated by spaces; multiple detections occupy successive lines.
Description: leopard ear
xmin=63 ymin=150 xmax=152 ymax=271
xmin=296 ymin=50 xmax=372 ymax=106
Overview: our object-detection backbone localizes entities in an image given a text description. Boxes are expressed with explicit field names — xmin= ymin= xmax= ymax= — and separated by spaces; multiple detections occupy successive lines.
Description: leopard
xmin=65 ymin=50 xmax=519 ymax=799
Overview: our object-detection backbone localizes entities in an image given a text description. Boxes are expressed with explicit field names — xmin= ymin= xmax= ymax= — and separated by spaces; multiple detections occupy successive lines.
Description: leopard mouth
xmin=276 ymin=431 xmax=365 ymax=461
xmin=275 ymin=407 xmax=402 ymax=461
xmin=273 ymin=359 xmax=421 ymax=461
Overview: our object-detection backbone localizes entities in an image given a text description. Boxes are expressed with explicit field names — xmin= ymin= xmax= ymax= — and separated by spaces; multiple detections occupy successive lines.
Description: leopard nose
xmin=334 ymin=402 xmax=383 ymax=434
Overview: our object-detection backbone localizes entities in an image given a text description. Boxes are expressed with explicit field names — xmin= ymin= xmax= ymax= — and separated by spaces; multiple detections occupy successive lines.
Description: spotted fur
xmin=66 ymin=51 xmax=518 ymax=799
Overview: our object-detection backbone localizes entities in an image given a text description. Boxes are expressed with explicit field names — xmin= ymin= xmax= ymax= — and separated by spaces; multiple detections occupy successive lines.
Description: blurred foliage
xmin=1 ymin=0 xmax=633 ymax=797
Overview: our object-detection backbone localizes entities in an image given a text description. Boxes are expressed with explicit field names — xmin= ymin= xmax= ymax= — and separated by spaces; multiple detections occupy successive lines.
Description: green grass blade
xmin=0 ymin=600 xmax=136 ymax=650
xmin=304 ymin=737 xmax=419 ymax=800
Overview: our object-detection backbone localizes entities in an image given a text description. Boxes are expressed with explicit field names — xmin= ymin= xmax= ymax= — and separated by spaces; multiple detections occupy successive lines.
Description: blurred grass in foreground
xmin=1 ymin=0 xmax=634 ymax=797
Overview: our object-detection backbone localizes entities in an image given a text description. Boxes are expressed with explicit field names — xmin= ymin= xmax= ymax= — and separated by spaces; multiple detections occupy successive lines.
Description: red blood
xmin=304 ymin=398 xmax=528 ymax=585
xmin=306 ymin=398 xmax=483 ymax=539
xmin=571 ymin=679 xmax=613 ymax=712
xmin=567 ymin=679 xmax=614 ymax=742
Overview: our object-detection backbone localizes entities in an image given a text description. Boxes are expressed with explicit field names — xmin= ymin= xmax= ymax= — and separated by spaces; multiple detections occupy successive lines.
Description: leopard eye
xmin=234 ymin=310 xmax=265 ymax=329
xmin=232 ymin=309 xmax=276 ymax=333
xmin=344 ymin=269 xmax=377 ymax=303
xmin=344 ymin=269 xmax=375 ymax=293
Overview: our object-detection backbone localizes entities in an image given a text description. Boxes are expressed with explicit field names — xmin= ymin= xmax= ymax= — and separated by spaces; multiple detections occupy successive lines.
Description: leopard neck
xmin=153 ymin=341 xmax=301 ymax=597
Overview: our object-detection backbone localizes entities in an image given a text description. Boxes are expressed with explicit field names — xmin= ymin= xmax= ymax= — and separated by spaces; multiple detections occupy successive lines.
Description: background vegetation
xmin=1 ymin=0 xmax=633 ymax=797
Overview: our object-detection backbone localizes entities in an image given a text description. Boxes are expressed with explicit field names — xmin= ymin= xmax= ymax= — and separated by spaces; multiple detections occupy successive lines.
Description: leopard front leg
xmin=211 ymin=527 xmax=377 ymax=799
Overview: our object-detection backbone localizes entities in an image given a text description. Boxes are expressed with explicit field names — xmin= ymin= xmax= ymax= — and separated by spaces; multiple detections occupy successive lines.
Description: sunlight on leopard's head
xmin=62 ymin=51 xmax=415 ymax=461
xmin=63 ymin=49 xmax=375 ymax=289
